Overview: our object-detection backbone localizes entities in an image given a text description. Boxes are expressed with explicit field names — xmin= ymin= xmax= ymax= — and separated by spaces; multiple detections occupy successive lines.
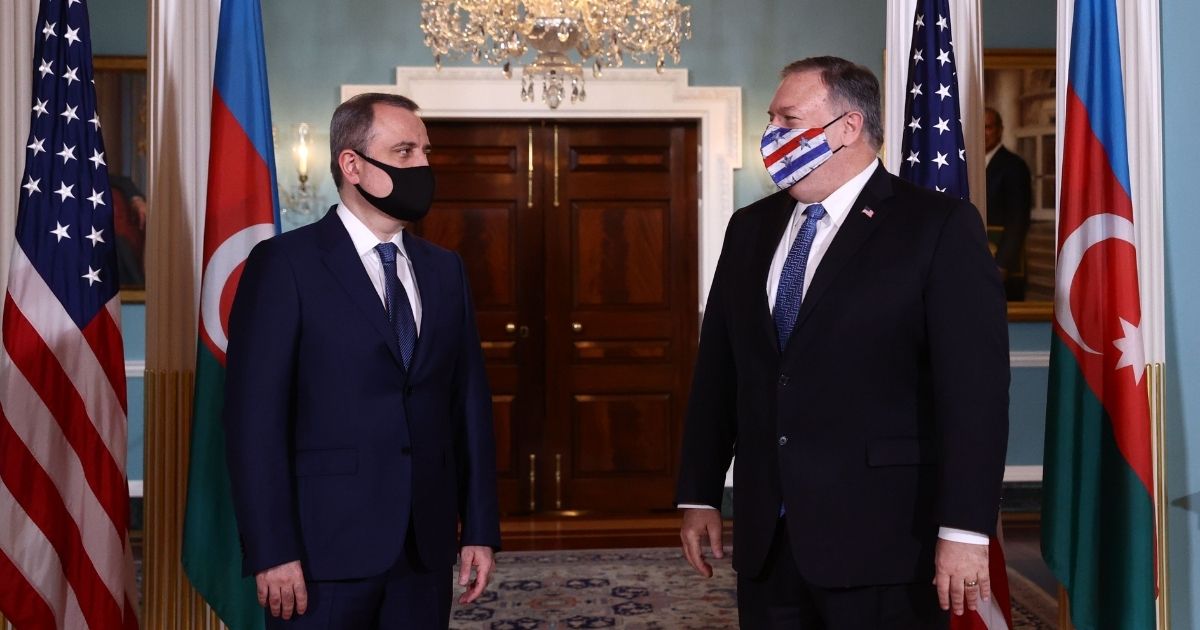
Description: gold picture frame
xmin=984 ymin=49 xmax=1055 ymax=322
xmin=93 ymin=55 xmax=149 ymax=303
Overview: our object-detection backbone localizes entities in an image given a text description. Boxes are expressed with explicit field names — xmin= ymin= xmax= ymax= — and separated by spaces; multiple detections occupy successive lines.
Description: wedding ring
xmin=964 ymin=579 xmax=979 ymax=587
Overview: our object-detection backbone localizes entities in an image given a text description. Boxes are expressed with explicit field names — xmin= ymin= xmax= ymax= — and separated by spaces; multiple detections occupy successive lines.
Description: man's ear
xmin=338 ymin=149 xmax=361 ymax=186
xmin=840 ymin=111 xmax=865 ymax=147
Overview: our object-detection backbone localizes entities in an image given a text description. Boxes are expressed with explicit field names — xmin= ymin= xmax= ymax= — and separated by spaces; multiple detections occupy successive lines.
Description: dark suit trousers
xmin=265 ymin=528 xmax=452 ymax=630
xmin=737 ymin=518 xmax=948 ymax=630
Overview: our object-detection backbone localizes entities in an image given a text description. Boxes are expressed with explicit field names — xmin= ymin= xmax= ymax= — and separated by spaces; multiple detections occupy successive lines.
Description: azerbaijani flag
xmin=1040 ymin=0 xmax=1156 ymax=628
xmin=181 ymin=0 xmax=280 ymax=627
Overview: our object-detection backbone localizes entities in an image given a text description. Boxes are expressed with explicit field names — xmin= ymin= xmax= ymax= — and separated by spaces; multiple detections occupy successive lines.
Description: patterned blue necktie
xmin=773 ymin=203 xmax=827 ymax=351
xmin=375 ymin=242 xmax=417 ymax=370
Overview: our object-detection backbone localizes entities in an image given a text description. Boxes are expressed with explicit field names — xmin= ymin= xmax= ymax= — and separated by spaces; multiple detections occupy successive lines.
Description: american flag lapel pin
xmin=862 ymin=207 xmax=875 ymax=218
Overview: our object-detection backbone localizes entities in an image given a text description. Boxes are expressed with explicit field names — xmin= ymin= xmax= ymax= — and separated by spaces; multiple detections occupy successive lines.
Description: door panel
xmin=545 ymin=122 xmax=698 ymax=513
xmin=421 ymin=119 xmax=697 ymax=515
xmin=422 ymin=122 xmax=543 ymax=514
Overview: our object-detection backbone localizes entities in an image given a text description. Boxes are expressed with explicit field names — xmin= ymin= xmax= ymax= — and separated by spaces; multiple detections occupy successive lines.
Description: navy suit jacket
xmin=223 ymin=208 xmax=501 ymax=581
xmin=676 ymin=164 xmax=1009 ymax=587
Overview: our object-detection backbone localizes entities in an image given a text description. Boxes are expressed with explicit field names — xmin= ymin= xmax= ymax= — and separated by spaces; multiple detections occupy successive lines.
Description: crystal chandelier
xmin=420 ymin=0 xmax=692 ymax=109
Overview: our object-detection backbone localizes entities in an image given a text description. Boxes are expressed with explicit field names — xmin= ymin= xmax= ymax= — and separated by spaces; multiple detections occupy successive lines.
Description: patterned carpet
xmin=450 ymin=548 xmax=1058 ymax=629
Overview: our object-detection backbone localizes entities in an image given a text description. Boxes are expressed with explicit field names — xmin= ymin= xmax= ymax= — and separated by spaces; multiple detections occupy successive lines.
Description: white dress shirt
xmin=681 ymin=162 xmax=988 ymax=546
xmin=337 ymin=203 xmax=422 ymax=334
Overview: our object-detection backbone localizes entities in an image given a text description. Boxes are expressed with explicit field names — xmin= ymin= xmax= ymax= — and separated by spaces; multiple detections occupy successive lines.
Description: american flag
xmin=898 ymin=3 xmax=1013 ymax=630
xmin=0 ymin=0 xmax=140 ymax=628
xmin=899 ymin=0 xmax=970 ymax=199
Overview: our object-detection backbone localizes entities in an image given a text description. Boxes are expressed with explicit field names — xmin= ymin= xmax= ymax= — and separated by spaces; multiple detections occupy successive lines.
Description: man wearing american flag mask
xmin=675 ymin=57 xmax=1009 ymax=628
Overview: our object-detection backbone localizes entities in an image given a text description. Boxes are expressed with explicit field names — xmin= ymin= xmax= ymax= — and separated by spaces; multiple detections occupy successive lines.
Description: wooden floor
xmin=500 ymin=511 xmax=1058 ymax=599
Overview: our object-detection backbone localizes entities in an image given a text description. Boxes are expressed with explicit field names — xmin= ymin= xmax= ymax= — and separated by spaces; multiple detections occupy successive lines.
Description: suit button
xmin=778 ymin=436 xmax=788 ymax=446
xmin=778 ymin=374 xmax=790 ymax=386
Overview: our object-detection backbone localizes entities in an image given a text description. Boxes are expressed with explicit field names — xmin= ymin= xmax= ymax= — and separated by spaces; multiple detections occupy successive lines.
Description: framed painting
xmin=93 ymin=55 xmax=148 ymax=302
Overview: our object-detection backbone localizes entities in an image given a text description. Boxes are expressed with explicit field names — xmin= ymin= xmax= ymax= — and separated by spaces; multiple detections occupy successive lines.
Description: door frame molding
xmin=342 ymin=67 xmax=741 ymax=306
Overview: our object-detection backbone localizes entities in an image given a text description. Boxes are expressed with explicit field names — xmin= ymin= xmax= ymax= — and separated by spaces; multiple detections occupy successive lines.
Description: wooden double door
xmin=418 ymin=120 xmax=699 ymax=515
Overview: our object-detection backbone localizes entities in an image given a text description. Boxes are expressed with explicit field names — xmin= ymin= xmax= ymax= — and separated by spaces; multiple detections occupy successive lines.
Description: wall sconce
xmin=279 ymin=122 xmax=320 ymax=228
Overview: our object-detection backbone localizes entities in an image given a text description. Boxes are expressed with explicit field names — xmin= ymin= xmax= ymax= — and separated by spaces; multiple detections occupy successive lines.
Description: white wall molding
xmin=128 ymin=480 xmax=143 ymax=498
xmin=125 ymin=360 xmax=146 ymax=379
xmin=342 ymin=67 xmax=742 ymax=305
xmin=1003 ymin=465 xmax=1043 ymax=483
xmin=1011 ymin=350 xmax=1051 ymax=368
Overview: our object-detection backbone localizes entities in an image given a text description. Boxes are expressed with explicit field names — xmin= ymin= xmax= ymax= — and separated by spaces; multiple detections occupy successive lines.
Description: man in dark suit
xmin=984 ymin=107 xmax=1033 ymax=300
xmin=676 ymin=57 xmax=1009 ymax=629
xmin=223 ymin=92 xmax=500 ymax=628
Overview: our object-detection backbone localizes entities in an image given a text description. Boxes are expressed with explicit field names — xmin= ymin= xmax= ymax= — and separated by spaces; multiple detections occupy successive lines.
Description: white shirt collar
xmin=985 ymin=144 xmax=1001 ymax=165
xmin=336 ymin=202 xmax=406 ymax=259
xmin=796 ymin=159 xmax=880 ymax=227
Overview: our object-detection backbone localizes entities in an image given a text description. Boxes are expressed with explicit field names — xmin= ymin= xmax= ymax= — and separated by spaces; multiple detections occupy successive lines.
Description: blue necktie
xmin=773 ymin=203 xmax=827 ymax=351
xmin=375 ymin=243 xmax=417 ymax=370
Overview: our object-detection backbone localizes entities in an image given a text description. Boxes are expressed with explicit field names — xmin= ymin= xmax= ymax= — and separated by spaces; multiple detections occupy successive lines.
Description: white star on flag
xmin=935 ymin=186 xmax=947 ymax=193
xmin=937 ymin=49 xmax=951 ymax=66
xmin=28 ymin=137 xmax=46 ymax=156
xmin=910 ymin=83 xmax=923 ymax=97
xmin=913 ymin=49 xmax=924 ymax=64
xmin=936 ymin=83 xmax=952 ymax=101
xmin=51 ymin=222 xmax=71 ymax=242
xmin=932 ymin=152 xmax=949 ymax=168
xmin=915 ymin=14 xmax=924 ymax=29
xmin=60 ymin=104 xmax=79 ymax=123
xmin=86 ymin=226 xmax=106 ymax=246
xmin=82 ymin=266 xmax=102 ymax=286
xmin=39 ymin=58 xmax=54 ymax=78
xmin=934 ymin=118 xmax=951 ymax=135
xmin=64 ymin=26 xmax=80 ymax=46
xmin=87 ymin=189 xmax=106 ymax=209
xmin=906 ymin=151 xmax=921 ymax=166
xmin=63 ymin=65 xmax=79 ymax=86
xmin=936 ymin=15 xmax=948 ymax=31
xmin=42 ymin=21 xmax=56 ymax=40
xmin=67 ymin=0 xmax=81 ymax=6
xmin=54 ymin=181 xmax=75 ymax=201
xmin=89 ymin=148 xmax=106 ymax=169
xmin=1113 ymin=318 xmax=1147 ymax=384
xmin=89 ymin=113 xmax=101 ymax=130
xmin=909 ymin=116 xmax=922 ymax=131
xmin=23 ymin=176 xmax=41 ymax=196
xmin=57 ymin=143 xmax=76 ymax=164
xmin=33 ymin=98 xmax=49 ymax=117
xmin=958 ymin=148 xmax=966 ymax=161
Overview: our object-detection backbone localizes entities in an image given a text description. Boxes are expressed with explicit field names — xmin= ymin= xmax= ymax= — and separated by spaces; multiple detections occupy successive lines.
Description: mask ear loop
xmin=821 ymin=112 xmax=852 ymax=154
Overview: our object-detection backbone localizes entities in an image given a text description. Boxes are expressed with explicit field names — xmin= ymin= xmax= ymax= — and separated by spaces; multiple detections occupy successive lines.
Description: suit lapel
xmin=788 ymin=164 xmax=895 ymax=341
xmin=751 ymin=192 xmax=799 ymax=353
xmin=402 ymin=231 xmax=440 ymax=380
xmin=316 ymin=207 xmax=406 ymax=369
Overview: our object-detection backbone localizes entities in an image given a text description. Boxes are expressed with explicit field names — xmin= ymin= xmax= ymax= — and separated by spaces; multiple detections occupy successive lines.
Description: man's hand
xmin=934 ymin=539 xmax=990 ymax=616
xmin=458 ymin=545 xmax=495 ymax=604
xmin=256 ymin=560 xmax=307 ymax=619
xmin=679 ymin=508 xmax=724 ymax=578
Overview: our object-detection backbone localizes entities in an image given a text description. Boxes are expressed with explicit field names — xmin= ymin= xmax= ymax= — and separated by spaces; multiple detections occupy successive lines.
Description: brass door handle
xmin=506 ymin=322 xmax=517 ymax=334
xmin=529 ymin=453 xmax=537 ymax=512
xmin=506 ymin=323 xmax=531 ymax=338
xmin=571 ymin=322 xmax=583 ymax=333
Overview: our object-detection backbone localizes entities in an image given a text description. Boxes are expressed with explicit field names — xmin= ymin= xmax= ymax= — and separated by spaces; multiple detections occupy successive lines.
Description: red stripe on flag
xmin=0 ymin=548 xmax=58 ymax=629
xmin=81 ymin=304 xmax=129 ymax=414
xmin=3 ymin=296 xmax=130 ymax=534
xmin=1057 ymin=87 xmax=1154 ymax=494
xmin=0 ymin=415 xmax=124 ymax=628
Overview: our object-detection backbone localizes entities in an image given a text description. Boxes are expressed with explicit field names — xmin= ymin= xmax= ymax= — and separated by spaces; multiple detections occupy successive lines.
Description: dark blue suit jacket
xmin=676 ymin=164 xmax=1009 ymax=587
xmin=223 ymin=208 xmax=501 ymax=581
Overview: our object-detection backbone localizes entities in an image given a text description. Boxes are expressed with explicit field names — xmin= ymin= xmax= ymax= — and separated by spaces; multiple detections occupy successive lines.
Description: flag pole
xmin=1150 ymin=361 xmax=1170 ymax=630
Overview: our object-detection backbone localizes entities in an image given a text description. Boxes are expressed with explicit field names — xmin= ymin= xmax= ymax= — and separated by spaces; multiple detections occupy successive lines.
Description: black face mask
xmin=353 ymin=151 xmax=435 ymax=222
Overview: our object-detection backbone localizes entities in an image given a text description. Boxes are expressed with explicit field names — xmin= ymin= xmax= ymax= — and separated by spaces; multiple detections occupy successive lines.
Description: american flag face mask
xmin=760 ymin=112 xmax=846 ymax=189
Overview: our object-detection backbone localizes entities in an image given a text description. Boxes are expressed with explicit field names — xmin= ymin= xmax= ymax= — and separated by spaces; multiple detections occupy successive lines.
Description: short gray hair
xmin=329 ymin=92 xmax=420 ymax=189
xmin=781 ymin=57 xmax=883 ymax=150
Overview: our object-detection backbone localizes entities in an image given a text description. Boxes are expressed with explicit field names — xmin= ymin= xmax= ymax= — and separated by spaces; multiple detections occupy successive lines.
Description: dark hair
xmin=985 ymin=107 xmax=1003 ymax=129
xmin=329 ymin=92 xmax=420 ymax=189
xmin=781 ymin=57 xmax=883 ymax=150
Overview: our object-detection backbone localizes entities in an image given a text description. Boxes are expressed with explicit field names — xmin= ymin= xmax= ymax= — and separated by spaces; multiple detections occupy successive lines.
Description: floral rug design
xmin=450 ymin=548 xmax=1057 ymax=629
